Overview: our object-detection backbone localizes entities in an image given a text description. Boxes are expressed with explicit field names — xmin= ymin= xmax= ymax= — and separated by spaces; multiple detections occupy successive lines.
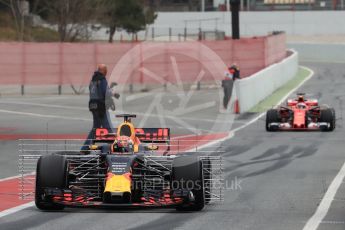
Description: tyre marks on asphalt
xmin=224 ymin=143 xmax=320 ymax=179
xmin=221 ymin=139 xmax=263 ymax=157
xmin=250 ymin=145 xmax=290 ymax=161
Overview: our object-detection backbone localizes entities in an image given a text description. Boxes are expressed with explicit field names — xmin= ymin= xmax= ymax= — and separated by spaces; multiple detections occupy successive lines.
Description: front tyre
xmin=172 ymin=156 xmax=205 ymax=211
xmin=320 ymin=108 xmax=335 ymax=132
xmin=35 ymin=155 xmax=68 ymax=211
xmin=266 ymin=109 xmax=280 ymax=132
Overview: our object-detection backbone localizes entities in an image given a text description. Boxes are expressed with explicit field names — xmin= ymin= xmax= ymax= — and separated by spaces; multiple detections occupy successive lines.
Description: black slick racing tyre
xmin=172 ymin=155 xmax=205 ymax=211
xmin=266 ymin=109 xmax=279 ymax=132
xmin=320 ymin=108 xmax=335 ymax=132
xmin=35 ymin=155 xmax=68 ymax=211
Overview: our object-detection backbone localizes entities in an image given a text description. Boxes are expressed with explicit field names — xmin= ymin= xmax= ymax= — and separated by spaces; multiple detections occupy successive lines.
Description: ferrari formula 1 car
xmin=266 ymin=93 xmax=335 ymax=131
xmin=22 ymin=114 xmax=222 ymax=211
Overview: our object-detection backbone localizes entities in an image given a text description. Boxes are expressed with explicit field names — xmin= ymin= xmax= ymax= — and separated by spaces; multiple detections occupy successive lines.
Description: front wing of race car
xmin=45 ymin=189 xmax=185 ymax=208
xmin=39 ymin=184 xmax=184 ymax=208
xmin=267 ymin=122 xmax=331 ymax=131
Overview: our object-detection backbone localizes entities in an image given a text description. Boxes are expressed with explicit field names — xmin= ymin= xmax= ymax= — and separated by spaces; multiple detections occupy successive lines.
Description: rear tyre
xmin=320 ymin=108 xmax=335 ymax=132
xmin=266 ymin=109 xmax=280 ymax=132
xmin=35 ymin=155 xmax=68 ymax=211
xmin=172 ymin=156 xmax=205 ymax=211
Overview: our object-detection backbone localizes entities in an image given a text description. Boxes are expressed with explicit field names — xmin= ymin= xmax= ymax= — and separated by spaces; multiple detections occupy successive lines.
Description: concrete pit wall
xmin=235 ymin=50 xmax=298 ymax=113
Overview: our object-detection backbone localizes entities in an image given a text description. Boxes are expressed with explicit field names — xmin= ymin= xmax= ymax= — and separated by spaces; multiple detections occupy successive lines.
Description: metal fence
xmin=168 ymin=0 xmax=345 ymax=11
xmin=0 ymin=33 xmax=286 ymax=94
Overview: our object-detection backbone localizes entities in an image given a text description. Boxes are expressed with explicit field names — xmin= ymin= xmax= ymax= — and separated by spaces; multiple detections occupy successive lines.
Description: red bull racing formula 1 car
xmin=20 ymin=114 xmax=222 ymax=211
xmin=266 ymin=93 xmax=335 ymax=131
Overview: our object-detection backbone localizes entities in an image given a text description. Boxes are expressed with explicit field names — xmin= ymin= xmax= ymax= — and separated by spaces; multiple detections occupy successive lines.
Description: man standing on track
xmin=222 ymin=63 xmax=240 ymax=110
xmin=81 ymin=64 xmax=119 ymax=151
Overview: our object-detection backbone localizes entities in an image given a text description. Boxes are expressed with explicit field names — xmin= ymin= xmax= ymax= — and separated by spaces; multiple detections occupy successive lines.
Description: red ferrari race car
xmin=19 ymin=114 xmax=223 ymax=211
xmin=266 ymin=93 xmax=335 ymax=131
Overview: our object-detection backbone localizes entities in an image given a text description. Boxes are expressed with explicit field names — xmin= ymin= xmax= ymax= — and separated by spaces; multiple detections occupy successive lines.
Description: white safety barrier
xmin=234 ymin=50 xmax=298 ymax=113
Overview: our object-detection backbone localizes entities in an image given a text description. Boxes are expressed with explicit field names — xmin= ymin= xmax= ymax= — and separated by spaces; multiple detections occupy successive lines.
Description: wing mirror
xmin=145 ymin=145 xmax=159 ymax=151
xmin=89 ymin=145 xmax=99 ymax=150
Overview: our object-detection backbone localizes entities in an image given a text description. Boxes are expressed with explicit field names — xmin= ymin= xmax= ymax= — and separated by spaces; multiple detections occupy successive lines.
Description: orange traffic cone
xmin=234 ymin=99 xmax=240 ymax=114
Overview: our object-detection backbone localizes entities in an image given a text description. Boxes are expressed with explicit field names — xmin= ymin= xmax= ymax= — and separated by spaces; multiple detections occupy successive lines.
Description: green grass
xmin=0 ymin=11 xmax=60 ymax=42
xmin=0 ymin=26 xmax=60 ymax=42
xmin=248 ymin=67 xmax=312 ymax=113
xmin=0 ymin=27 xmax=17 ymax=41
xmin=28 ymin=27 xmax=60 ymax=42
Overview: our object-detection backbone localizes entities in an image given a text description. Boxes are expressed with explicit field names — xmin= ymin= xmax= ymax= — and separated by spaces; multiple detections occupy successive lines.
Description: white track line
xmin=0 ymin=106 xmax=231 ymax=124
xmin=0 ymin=101 xmax=87 ymax=111
xmin=0 ymin=202 xmax=34 ymax=218
xmin=0 ymin=66 xmax=314 ymax=218
xmin=0 ymin=173 xmax=36 ymax=218
xmin=303 ymin=162 xmax=345 ymax=230
xmin=0 ymin=109 xmax=92 ymax=122
xmin=0 ymin=172 xmax=35 ymax=182
xmin=0 ymin=98 xmax=224 ymax=124
xmin=0 ymin=175 xmax=21 ymax=182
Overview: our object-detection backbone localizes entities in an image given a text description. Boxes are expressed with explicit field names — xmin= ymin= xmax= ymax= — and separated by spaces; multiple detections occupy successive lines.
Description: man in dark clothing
xmin=222 ymin=64 xmax=240 ymax=110
xmin=230 ymin=63 xmax=240 ymax=81
xmin=81 ymin=64 xmax=118 ymax=151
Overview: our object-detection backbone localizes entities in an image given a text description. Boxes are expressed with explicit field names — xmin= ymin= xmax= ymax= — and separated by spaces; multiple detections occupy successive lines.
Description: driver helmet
xmin=112 ymin=136 xmax=134 ymax=153
xmin=297 ymin=95 xmax=304 ymax=102
xmin=296 ymin=103 xmax=306 ymax=109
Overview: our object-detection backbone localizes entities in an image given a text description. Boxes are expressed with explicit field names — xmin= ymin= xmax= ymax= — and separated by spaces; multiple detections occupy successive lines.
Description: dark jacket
xmin=89 ymin=71 xmax=110 ymax=111
xmin=229 ymin=66 xmax=240 ymax=80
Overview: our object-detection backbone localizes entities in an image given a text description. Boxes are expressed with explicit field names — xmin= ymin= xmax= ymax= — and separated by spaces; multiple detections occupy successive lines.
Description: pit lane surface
xmin=1 ymin=61 xmax=345 ymax=230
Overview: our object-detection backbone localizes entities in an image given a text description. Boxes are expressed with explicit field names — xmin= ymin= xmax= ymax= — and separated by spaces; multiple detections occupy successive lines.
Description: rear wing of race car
xmin=94 ymin=128 xmax=170 ymax=144
xmin=135 ymin=128 xmax=170 ymax=143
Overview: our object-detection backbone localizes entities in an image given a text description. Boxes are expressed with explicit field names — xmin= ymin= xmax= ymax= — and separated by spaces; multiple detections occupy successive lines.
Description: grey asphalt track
xmin=1 ymin=61 xmax=345 ymax=230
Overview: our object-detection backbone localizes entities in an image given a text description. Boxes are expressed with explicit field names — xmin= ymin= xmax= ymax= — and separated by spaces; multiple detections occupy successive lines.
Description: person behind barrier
xmin=81 ymin=64 xmax=119 ymax=152
xmin=221 ymin=63 xmax=240 ymax=110
xmin=229 ymin=63 xmax=240 ymax=81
